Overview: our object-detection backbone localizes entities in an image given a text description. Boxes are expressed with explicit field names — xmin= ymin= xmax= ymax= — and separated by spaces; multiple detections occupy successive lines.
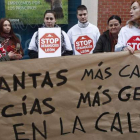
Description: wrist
xmin=121 ymin=46 xmax=127 ymax=51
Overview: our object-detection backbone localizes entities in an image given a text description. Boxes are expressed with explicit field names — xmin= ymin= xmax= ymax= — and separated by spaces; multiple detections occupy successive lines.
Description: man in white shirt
xmin=67 ymin=5 xmax=100 ymax=55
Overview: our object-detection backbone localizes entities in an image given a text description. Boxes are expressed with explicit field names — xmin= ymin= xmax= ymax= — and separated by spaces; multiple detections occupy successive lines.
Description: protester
xmin=28 ymin=10 xmax=73 ymax=58
xmin=0 ymin=18 xmax=23 ymax=61
xmin=93 ymin=15 xmax=121 ymax=53
xmin=67 ymin=5 xmax=100 ymax=55
xmin=115 ymin=0 xmax=140 ymax=53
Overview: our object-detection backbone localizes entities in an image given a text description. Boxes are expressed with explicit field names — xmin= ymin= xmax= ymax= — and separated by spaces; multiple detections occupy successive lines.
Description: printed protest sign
xmin=38 ymin=28 xmax=61 ymax=58
xmin=0 ymin=51 xmax=140 ymax=140
xmin=72 ymin=34 xmax=94 ymax=55
xmin=127 ymin=36 xmax=140 ymax=50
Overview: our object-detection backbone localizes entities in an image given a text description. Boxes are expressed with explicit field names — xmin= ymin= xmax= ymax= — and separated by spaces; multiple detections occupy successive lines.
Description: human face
xmin=108 ymin=19 xmax=121 ymax=35
xmin=130 ymin=1 xmax=140 ymax=21
xmin=3 ymin=20 xmax=11 ymax=34
xmin=77 ymin=10 xmax=88 ymax=23
xmin=44 ymin=13 xmax=56 ymax=27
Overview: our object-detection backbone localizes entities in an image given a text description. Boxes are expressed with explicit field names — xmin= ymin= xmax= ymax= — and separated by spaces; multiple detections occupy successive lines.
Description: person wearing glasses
xmin=93 ymin=15 xmax=122 ymax=53
xmin=28 ymin=10 xmax=73 ymax=58
xmin=67 ymin=5 xmax=100 ymax=55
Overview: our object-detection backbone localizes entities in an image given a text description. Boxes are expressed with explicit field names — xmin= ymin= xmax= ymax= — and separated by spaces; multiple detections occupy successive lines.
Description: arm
xmin=0 ymin=51 xmax=22 ymax=62
xmin=8 ymin=51 xmax=22 ymax=60
xmin=96 ymin=28 xmax=100 ymax=43
xmin=62 ymin=31 xmax=73 ymax=56
xmin=0 ymin=53 xmax=10 ymax=62
xmin=93 ymin=35 xmax=103 ymax=53
xmin=115 ymin=28 xmax=126 ymax=52
xmin=67 ymin=29 xmax=72 ymax=46
xmin=122 ymin=46 xmax=134 ymax=53
xmin=28 ymin=50 xmax=38 ymax=58
xmin=0 ymin=45 xmax=10 ymax=61
xmin=67 ymin=28 xmax=75 ymax=55
xmin=28 ymin=32 xmax=38 ymax=58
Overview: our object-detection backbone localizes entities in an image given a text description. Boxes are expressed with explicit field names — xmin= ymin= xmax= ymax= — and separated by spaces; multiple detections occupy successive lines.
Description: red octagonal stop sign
xmin=127 ymin=36 xmax=140 ymax=50
xmin=75 ymin=35 xmax=94 ymax=54
xmin=40 ymin=33 xmax=60 ymax=53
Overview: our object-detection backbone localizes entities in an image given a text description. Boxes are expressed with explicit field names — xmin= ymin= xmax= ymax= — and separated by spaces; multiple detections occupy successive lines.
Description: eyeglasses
xmin=45 ymin=17 xmax=54 ymax=20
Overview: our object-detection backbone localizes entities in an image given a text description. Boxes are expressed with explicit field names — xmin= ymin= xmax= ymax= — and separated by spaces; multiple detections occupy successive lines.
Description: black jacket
xmin=93 ymin=30 xmax=112 ymax=53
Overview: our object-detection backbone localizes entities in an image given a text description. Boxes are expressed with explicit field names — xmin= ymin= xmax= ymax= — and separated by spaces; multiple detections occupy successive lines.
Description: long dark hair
xmin=0 ymin=18 xmax=20 ymax=43
xmin=107 ymin=15 xmax=122 ymax=25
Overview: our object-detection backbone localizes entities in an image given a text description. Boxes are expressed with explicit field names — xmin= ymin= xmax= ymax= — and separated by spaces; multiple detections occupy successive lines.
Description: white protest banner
xmin=0 ymin=51 xmax=140 ymax=140
xmin=38 ymin=28 xmax=61 ymax=58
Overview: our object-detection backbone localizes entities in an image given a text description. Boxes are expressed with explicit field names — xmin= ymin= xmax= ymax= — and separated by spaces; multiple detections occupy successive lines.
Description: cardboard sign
xmin=0 ymin=51 xmax=140 ymax=140
xmin=127 ymin=36 xmax=140 ymax=50
xmin=38 ymin=28 xmax=61 ymax=58
xmin=73 ymin=34 xmax=94 ymax=55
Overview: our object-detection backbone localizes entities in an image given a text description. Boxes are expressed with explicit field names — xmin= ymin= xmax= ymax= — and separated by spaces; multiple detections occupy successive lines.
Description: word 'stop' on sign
xmin=75 ymin=35 xmax=94 ymax=54
xmin=127 ymin=36 xmax=140 ymax=50
xmin=40 ymin=33 xmax=60 ymax=53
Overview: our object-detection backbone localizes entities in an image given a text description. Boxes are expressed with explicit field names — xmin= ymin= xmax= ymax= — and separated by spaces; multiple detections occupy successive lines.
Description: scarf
xmin=109 ymin=32 xmax=118 ymax=52
xmin=78 ymin=21 xmax=89 ymax=28
xmin=0 ymin=32 xmax=12 ymax=39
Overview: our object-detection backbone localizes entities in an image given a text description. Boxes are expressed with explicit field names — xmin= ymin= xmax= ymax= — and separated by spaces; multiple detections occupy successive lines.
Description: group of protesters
xmin=0 ymin=0 xmax=139 ymax=61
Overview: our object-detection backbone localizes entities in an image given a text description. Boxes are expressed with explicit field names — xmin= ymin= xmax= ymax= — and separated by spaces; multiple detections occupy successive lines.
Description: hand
xmin=123 ymin=46 xmax=134 ymax=54
xmin=8 ymin=51 xmax=22 ymax=60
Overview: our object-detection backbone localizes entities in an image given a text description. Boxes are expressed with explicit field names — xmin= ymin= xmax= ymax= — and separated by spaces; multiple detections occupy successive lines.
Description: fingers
xmin=128 ymin=46 xmax=134 ymax=54
xmin=8 ymin=52 xmax=22 ymax=60
xmin=123 ymin=46 xmax=134 ymax=54
xmin=14 ymin=54 xmax=22 ymax=60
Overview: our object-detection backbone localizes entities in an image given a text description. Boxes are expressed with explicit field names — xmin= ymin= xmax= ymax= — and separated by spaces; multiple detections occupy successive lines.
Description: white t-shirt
xmin=28 ymin=30 xmax=72 ymax=52
xmin=115 ymin=25 xmax=140 ymax=51
xmin=67 ymin=23 xmax=100 ymax=55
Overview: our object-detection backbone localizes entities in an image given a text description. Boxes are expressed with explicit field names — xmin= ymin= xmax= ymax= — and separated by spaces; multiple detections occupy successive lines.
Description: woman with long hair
xmin=115 ymin=0 xmax=140 ymax=53
xmin=0 ymin=18 xmax=23 ymax=61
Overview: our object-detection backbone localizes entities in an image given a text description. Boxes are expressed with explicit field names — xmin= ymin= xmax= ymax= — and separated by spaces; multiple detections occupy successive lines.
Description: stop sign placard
xmin=40 ymin=33 xmax=60 ymax=53
xmin=74 ymin=35 xmax=94 ymax=54
xmin=127 ymin=36 xmax=140 ymax=50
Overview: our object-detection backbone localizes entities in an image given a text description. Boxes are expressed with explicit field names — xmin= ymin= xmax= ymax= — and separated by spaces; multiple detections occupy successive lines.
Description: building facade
xmin=82 ymin=0 xmax=132 ymax=33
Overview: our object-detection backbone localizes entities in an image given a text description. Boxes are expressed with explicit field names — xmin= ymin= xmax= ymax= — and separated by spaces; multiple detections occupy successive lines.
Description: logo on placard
xmin=75 ymin=35 xmax=93 ymax=54
xmin=127 ymin=36 xmax=140 ymax=50
xmin=40 ymin=33 xmax=60 ymax=53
